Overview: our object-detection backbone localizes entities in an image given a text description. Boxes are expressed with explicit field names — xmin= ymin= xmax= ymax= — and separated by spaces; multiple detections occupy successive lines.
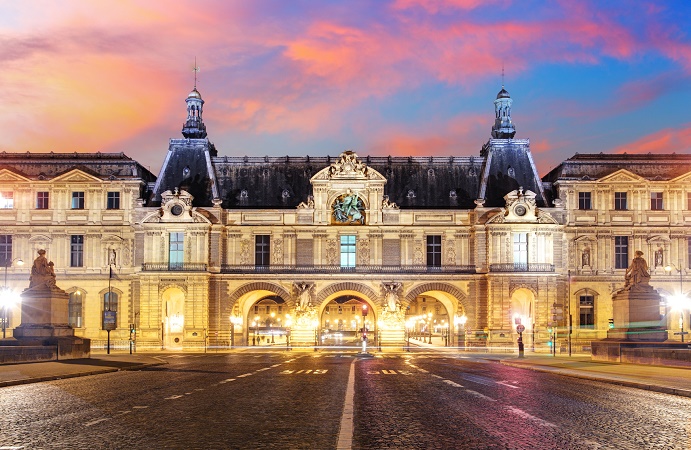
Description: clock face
xmin=171 ymin=204 xmax=183 ymax=216
xmin=514 ymin=204 xmax=527 ymax=216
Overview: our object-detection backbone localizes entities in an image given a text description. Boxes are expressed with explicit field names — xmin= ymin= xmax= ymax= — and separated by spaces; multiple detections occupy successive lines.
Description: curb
xmin=501 ymin=360 xmax=691 ymax=399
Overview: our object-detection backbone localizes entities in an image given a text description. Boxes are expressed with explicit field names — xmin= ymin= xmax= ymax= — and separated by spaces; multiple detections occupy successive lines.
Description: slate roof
xmin=543 ymin=153 xmax=691 ymax=182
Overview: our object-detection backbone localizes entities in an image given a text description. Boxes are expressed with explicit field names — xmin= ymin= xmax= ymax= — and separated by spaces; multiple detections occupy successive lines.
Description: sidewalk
xmin=0 ymin=353 xmax=166 ymax=388
xmin=1 ymin=350 xmax=689 ymax=399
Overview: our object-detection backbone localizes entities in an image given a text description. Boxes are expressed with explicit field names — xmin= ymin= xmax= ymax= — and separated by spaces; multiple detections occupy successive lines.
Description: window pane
xmin=614 ymin=236 xmax=628 ymax=269
xmin=70 ymin=235 xmax=84 ymax=267
xmin=36 ymin=192 xmax=49 ymax=209
xmin=614 ymin=192 xmax=627 ymax=210
xmin=513 ymin=233 xmax=528 ymax=264
xmin=426 ymin=235 xmax=442 ymax=267
xmin=68 ymin=292 xmax=83 ymax=327
xmin=0 ymin=192 xmax=13 ymax=209
xmin=650 ymin=192 xmax=663 ymax=210
xmin=107 ymin=192 xmax=120 ymax=210
xmin=71 ymin=192 xmax=85 ymax=209
xmin=255 ymin=235 xmax=270 ymax=266
xmin=0 ymin=235 xmax=12 ymax=266
xmin=340 ymin=235 xmax=356 ymax=267
xmin=104 ymin=291 xmax=118 ymax=312
xmin=578 ymin=192 xmax=591 ymax=210
xmin=579 ymin=295 xmax=594 ymax=328
xmin=169 ymin=232 xmax=184 ymax=266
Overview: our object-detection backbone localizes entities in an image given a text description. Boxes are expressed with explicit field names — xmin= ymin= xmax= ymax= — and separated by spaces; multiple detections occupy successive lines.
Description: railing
xmin=219 ymin=264 xmax=477 ymax=274
xmin=489 ymin=263 xmax=555 ymax=272
xmin=142 ymin=263 xmax=208 ymax=272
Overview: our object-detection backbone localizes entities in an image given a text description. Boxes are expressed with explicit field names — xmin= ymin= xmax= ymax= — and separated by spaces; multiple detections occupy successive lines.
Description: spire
xmin=491 ymin=80 xmax=516 ymax=139
xmin=182 ymin=59 xmax=207 ymax=139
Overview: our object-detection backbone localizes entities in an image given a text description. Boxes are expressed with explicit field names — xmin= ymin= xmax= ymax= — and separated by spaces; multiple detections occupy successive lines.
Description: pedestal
xmin=607 ymin=284 xmax=666 ymax=342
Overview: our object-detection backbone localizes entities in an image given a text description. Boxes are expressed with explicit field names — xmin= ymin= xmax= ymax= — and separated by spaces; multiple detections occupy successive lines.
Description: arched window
xmin=68 ymin=291 xmax=83 ymax=327
xmin=104 ymin=291 xmax=119 ymax=312
xmin=575 ymin=289 xmax=597 ymax=329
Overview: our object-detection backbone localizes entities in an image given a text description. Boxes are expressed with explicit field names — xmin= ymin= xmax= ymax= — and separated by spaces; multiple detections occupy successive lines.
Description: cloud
xmin=609 ymin=123 xmax=691 ymax=155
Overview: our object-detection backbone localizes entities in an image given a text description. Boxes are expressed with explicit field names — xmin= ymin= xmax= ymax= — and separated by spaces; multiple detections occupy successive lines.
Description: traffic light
xmin=608 ymin=318 xmax=614 ymax=329
xmin=129 ymin=323 xmax=136 ymax=339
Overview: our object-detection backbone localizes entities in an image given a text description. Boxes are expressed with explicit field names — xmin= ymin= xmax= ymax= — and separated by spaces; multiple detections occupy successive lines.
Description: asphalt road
xmin=1 ymin=352 xmax=690 ymax=449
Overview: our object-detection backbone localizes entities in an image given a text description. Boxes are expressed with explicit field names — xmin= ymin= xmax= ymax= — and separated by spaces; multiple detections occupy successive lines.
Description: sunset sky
xmin=2 ymin=0 xmax=690 ymax=175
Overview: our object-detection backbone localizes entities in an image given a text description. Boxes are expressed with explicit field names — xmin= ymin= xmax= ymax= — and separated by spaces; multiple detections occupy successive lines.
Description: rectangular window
xmin=104 ymin=291 xmax=118 ymax=312
xmin=68 ymin=292 xmax=83 ymax=328
xmin=688 ymin=238 xmax=691 ymax=269
xmin=579 ymin=295 xmax=594 ymax=329
xmin=340 ymin=235 xmax=356 ymax=269
xmin=106 ymin=192 xmax=121 ymax=210
xmin=578 ymin=192 xmax=592 ymax=210
xmin=614 ymin=192 xmax=627 ymax=211
xmin=71 ymin=192 xmax=85 ymax=209
xmin=650 ymin=192 xmax=663 ymax=210
xmin=70 ymin=235 xmax=84 ymax=267
xmin=614 ymin=236 xmax=629 ymax=269
xmin=255 ymin=235 xmax=270 ymax=267
xmin=36 ymin=192 xmax=49 ymax=209
xmin=687 ymin=192 xmax=691 ymax=210
xmin=513 ymin=233 xmax=528 ymax=265
xmin=169 ymin=232 xmax=184 ymax=268
xmin=0 ymin=192 xmax=13 ymax=209
xmin=0 ymin=235 xmax=12 ymax=266
xmin=426 ymin=235 xmax=442 ymax=267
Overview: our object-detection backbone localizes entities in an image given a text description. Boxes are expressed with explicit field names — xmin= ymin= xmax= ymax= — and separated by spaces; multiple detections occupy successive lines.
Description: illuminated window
xmin=579 ymin=295 xmax=594 ymax=329
xmin=513 ymin=233 xmax=528 ymax=264
xmin=0 ymin=192 xmax=13 ymax=209
xmin=340 ymin=235 xmax=356 ymax=269
xmin=69 ymin=292 xmax=83 ymax=327
xmin=0 ymin=235 xmax=12 ymax=266
xmin=169 ymin=232 xmax=184 ymax=268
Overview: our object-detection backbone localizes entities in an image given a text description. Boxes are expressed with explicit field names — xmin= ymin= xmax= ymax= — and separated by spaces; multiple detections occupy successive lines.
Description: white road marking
xmin=257 ymin=367 xmax=271 ymax=372
xmin=85 ymin=418 xmax=111 ymax=427
xmin=219 ymin=378 xmax=236 ymax=384
xmin=165 ymin=395 xmax=184 ymax=400
xmin=115 ymin=411 xmax=132 ymax=416
xmin=505 ymin=406 xmax=556 ymax=427
xmin=132 ymin=406 xmax=149 ymax=409
xmin=236 ymin=373 xmax=252 ymax=378
xmin=465 ymin=390 xmax=496 ymax=402
xmin=443 ymin=380 xmax=463 ymax=388
xmin=496 ymin=381 xmax=519 ymax=389
xmin=336 ymin=360 xmax=356 ymax=450
xmin=270 ymin=364 xmax=281 ymax=368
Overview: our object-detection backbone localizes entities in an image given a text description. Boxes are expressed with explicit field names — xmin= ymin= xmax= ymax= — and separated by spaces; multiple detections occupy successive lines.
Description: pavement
xmin=0 ymin=349 xmax=689 ymax=399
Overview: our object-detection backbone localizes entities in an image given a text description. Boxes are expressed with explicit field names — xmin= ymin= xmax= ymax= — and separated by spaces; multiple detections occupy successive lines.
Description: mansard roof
xmin=0 ymin=152 xmax=156 ymax=181
xmin=543 ymin=153 xmax=691 ymax=182
xmin=212 ymin=154 xmax=485 ymax=209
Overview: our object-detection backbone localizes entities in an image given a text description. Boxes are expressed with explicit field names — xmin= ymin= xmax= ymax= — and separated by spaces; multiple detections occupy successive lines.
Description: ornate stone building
xmin=0 ymin=85 xmax=689 ymax=352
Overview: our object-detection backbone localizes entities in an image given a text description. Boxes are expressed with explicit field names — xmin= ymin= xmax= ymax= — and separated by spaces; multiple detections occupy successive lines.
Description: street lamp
xmin=454 ymin=315 xmax=467 ymax=349
xmin=2 ymin=257 xmax=24 ymax=339
xmin=427 ymin=312 xmax=432 ymax=344
xmin=270 ymin=311 xmax=276 ymax=343
xmin=665 ymin=263 xmax=689 ymax=342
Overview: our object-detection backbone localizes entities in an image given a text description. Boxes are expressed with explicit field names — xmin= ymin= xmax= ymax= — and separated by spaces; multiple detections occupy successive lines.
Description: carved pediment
xmin=312 ymin=151 xmax=386 ymax=182
xmin=597 ymin=169 xmax=644 ymax=183
xmin=670 ymin=171 xmax=691 ymax=184
xmin=142 ymin=188 xmax=211 ymax=223
xmin=52 ymin=169 xmax=102 ymax=183
xmin=0 ymin=169 xmax=30 ymax=182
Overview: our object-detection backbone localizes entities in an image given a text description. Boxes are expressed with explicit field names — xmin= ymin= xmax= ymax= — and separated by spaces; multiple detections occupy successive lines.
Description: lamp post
xmin=230 ymin=315 xmax=242 ymax=348
xmin=665 ymin=263 xmax=689 ymax=342
xmin=455 ymin=315 xmax=467 ymax=349
xmin=427 ymin=312 xmax=432 ymax=344
xmin=2 ymin=257 xmax=24 ymax=339
xmin=270 ymin=311 xmax=276 ymax=343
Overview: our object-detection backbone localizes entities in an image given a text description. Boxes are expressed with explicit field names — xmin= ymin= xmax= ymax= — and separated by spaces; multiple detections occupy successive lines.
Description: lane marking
xmin=236 ymin=373 xmax=252 ymax=378
xmin=496 ymin=381 xmax=519 ymax=389
xmin=431 ymin=374 xmax=443 ymax=379
xmin=257 ymin=367 xmax=271 ymax=372
xmin=132 ymin=406 xmax=149 ymax=409
xmin=85 ymin=418 xmax=110 ymax=427
xmin=219 ymin=378 xmax=236 ymax=384
xmin=165 ymin=395 xmax=184 ymax=400
xmin=115 ymin=411 xmax=131 ymax=416
xmin=336 ymin=360 xmax=356 ymax=450
xmin=505 ymin=406 xmax=556 ymax=428
xmin=466 ymin=390 xmax=496 ymax=402
xmin=443 ymin=380 xmax=463 ymax=388
xmin=270 ymin=364 xmax=281 ymax=368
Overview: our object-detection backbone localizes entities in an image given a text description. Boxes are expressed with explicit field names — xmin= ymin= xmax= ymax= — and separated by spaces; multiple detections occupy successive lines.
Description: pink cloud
xmin=609 ymin=124 xmax=691 ymax=155
xmin=391 ymin=0 xmax=496 ymax=13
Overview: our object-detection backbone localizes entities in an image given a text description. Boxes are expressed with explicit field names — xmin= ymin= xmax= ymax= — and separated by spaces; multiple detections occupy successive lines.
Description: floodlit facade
xmin=0 ymin=86 xmax=689 ymax=352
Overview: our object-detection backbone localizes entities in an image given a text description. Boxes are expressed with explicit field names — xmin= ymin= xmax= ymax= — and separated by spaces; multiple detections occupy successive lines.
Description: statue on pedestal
xmin=28 ymin=249 xmax=57 ymax=289
xmin=624 ymin=250 xmax=650 ymax=289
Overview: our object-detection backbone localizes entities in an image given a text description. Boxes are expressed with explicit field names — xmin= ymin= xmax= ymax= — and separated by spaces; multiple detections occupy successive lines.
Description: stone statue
xmin=297 ymin=282 xmax=311 ymax=310
xmin=382 ymin=282 xmax=401 ymax=312
xmin=654 ymin=248 xmax=663 ymax=268
xmin=109 ymin=249 xmax=117 ymax=266
xmin=624 ymin=250 xmax=650 ymax=289
xmin=29 ymin=249 xmax=57 ymax=289
xmin=581 ymin=247 xmax=590 ymax=267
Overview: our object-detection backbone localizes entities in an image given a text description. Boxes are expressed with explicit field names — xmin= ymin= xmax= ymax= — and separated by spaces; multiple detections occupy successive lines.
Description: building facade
xmin=0 ymin=86 xmax=689 ymax=352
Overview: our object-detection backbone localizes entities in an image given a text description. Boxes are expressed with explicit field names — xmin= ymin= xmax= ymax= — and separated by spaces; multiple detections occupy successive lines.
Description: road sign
xmin=516 ymin=324 xmax=525 ymax=333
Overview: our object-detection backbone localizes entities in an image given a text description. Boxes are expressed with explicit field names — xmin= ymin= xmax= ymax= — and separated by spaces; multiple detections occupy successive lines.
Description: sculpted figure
xmin=383 ymin=283 xmax=401 ymax=312
xmin=624 ymin=250 xmax=650 ymax=288
xmin=297 ymin=283 xmax=311 ymax=310
xmin=581 ymin=247 xmax=590 ymax=267
xmin=29 ymin=249 xmax=57 ymax=288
